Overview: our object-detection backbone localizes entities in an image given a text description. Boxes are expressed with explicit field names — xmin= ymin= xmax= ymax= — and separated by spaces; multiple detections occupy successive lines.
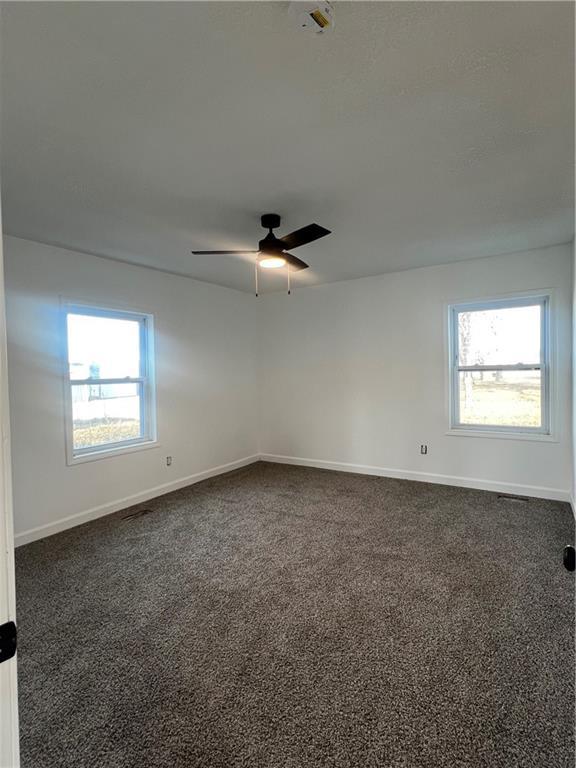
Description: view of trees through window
xmin=455 ymin=302 xmax=543 ymax=429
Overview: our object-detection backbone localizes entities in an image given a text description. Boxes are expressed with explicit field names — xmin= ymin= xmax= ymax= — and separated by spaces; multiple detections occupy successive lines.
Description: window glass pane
xmin=67 ymin=313 xmax=141 ymax=380
xmin=71 ymin=382 xmax=142 ymax=450
xmin=458 ymin=370 xmax=541 ymax=428
xmin=458 ymin=304 xmax=541 ymax=366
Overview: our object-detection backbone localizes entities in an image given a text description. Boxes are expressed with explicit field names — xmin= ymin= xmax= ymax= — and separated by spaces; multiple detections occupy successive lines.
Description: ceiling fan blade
xmin=191 ymin=250 xmax=259 ymax=255
xmin=284 ymin=252 xmax=309 ymax=271
xmin=279 ymin=223 xmax=331 ymax=250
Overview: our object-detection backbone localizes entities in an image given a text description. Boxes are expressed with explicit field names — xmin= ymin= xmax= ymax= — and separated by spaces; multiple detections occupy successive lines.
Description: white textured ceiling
xmin=1 ymin=2 xmax=574 ymax=293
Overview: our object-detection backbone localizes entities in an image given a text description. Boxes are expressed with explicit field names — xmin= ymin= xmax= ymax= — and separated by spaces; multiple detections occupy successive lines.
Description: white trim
xmin=259 ymin=453 xmax=571 ymax=502
xmin=0 ymin=209 xmax=19 ymax=765
xmin=13 ymin=451 xmax=572 ymax=547
xmin=61 ymin=302 xmax=157 ymax=465
xmin=66 ymin=438 xmax=160 ymax=465
xmin=446 ymin=290 xmax=556 ymax=439
xmin=445 ymin=428 xmax=558 ymax=442
xmin=15 ymin=454 xmax=259 ymax=547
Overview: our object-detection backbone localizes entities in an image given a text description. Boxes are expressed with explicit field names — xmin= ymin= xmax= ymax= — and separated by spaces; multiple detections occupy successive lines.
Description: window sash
xmin=71 ymin=380 xmax=146 ymax=455
xmin=449 ymin=296 xmax=550 ymax=434
xmin=64 ymin=305 xmax=155 ymax=460
xmin=69 ymin=377 xmax=146 ymax=385
xmin=74 ymin=436 xmax=147 ymax=456
xmin=456 ymin=364 xmax=541 ymax=372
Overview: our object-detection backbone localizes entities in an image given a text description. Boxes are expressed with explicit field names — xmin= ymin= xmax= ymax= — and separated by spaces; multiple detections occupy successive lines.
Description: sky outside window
xmin=67 ymin=313 xmax=140 ymax=379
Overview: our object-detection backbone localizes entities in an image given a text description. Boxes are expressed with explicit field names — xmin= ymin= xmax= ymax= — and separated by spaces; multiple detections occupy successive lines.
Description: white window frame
xmin=447 ymin=294 xmax=552 ymax=439
xmin=63 ymin=303 xmax=157 ymax=465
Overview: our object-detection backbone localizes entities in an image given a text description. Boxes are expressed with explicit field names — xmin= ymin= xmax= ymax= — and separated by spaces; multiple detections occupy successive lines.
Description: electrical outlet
xmin=420 ymin=445 xmax=428 ymax=455
xmin=166 ymin=456 xmax=172 ymax=466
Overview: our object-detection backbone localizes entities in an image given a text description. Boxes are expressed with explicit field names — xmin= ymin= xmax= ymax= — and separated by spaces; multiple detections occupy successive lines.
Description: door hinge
xmin=0 ymin=621 xmax=17 ymax=663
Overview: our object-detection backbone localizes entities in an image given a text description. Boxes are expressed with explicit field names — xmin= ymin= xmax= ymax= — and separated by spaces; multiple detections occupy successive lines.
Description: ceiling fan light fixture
xmin=259 ymin=255 xmax=287 ymax=269
xmin=191 ymin=214 xmax=331 ymax=296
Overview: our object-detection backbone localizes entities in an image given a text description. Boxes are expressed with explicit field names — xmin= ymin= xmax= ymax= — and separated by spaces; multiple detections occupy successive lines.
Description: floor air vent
xmin=122 ymin=508 xmax=155 ymax=521
xmin=496 ymin=494 xmax=529 ymax=503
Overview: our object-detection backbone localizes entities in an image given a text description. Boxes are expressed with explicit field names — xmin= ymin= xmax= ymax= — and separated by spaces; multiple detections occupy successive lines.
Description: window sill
xmin=445 ymin=428 xmax=557 ymax=443
xmin=67 ymin=439 xmax=159 ymax=466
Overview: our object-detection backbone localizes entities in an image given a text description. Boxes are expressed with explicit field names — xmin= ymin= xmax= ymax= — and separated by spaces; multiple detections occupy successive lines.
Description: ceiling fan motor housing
xmin=259 ymin=234 xmax=285 ymax=254
xmin=261 ymin=213 xmax=281 ymax=230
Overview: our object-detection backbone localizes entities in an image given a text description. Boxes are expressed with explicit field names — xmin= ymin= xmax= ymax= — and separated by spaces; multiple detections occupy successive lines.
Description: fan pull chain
xmin=287 ymin=264 xmax=291 ymax=295
xmin=254 ymin=260 xmax=259 ymax=297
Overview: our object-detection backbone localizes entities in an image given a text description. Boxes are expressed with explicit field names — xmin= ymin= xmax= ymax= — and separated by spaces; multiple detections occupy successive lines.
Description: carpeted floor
xmin=15 ymin=462 xmax=575 ymax=768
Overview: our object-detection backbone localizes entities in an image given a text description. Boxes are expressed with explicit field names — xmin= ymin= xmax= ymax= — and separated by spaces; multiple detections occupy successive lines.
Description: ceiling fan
xmin=192 ymin=213 xmax=331 ymax=295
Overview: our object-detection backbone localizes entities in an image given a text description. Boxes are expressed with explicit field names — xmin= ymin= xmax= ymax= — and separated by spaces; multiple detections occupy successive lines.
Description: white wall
xmin=5 ymin=238 xmax=573 ymax=544
xmin=4 ymin=236 xmax=259 ymax=541
xmin=259 ymin=244 xmax=573 ymax=500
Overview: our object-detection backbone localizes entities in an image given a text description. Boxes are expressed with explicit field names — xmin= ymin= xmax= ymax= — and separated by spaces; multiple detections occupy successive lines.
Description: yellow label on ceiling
xmin=309 ymin=9 xmax=330 ymax=29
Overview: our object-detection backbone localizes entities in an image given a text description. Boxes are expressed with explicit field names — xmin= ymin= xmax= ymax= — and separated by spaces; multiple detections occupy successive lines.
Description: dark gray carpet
xmin=16 ymin=462 xmax=575 ymax=768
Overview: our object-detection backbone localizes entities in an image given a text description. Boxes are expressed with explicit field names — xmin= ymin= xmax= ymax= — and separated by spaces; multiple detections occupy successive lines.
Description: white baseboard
xmin=259 ymin=453 xmax=571 ymax=503
xmin=15 ymin=454 xmax=260 ymax=547
xmin=15 ymin=452 xmax=571 ymax=546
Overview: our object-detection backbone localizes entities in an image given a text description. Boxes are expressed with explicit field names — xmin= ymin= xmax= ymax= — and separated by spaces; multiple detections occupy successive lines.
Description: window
xmin=64 ymin=305 xmax=156 ymax=462
xmin=448 ymin=295 xmax=551 ymax=436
